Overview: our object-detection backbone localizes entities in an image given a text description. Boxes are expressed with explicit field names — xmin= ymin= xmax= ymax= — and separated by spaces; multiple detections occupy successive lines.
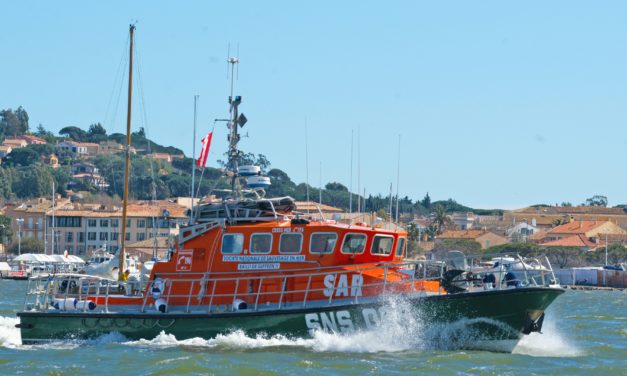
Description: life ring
xmin=155 ymin=318 xmax=175 ymax=328
xmin=97 ymin=317 xmax=113 ymax=328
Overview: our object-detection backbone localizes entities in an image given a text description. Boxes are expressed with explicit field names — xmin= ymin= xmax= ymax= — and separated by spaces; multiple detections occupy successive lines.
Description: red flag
xmin=196 ymin=131 xmax=213 ymax=168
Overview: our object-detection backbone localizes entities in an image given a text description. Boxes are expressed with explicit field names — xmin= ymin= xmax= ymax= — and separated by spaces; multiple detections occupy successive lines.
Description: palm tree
xmin=431 ymin=204 xmax=454 ymax=234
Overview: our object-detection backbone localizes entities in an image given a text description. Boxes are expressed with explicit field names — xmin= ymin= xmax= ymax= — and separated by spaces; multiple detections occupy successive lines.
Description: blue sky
xmin=2 ymin=1 xmax=627 ymax=209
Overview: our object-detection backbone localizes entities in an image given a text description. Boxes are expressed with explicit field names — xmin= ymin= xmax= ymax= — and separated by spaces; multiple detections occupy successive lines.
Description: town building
xmin=451 ymin=212 xmax=475 ymax=230
xmin=145 ymin=153 xmax=184 ymax=163
xmin=505 ymin=221 xmax=540 ymax=242
xmin=438 ymin=229 xmax=508 ymax=249
xmin=2 ymin=197 xmax=71 ymax=248
xmin=56 ymin=140 xmax=87 ymax=158
xmin=542 ymin=220 xmax=626 ymax=242
xmin=126 ymin=237 xmax=171 ymax=261
xmin=2 ymin=138 xmax=28 ymax=149
xmin=504 ymin=205 xmax=627 ymax=231
xmin=17 ymin=135 xmax=47 ymax=145
xmin=294 ymin=201 xmax=343 ymax=214
xmin=42 ymin=154 xmax=60 ymax=169
xmin=47 ymin=201 xmax=188 ymax=257
xmin=0 ymin=146 xmax=12 ymax=158
xmin=77 ymin=142 xmax=100 ymax=156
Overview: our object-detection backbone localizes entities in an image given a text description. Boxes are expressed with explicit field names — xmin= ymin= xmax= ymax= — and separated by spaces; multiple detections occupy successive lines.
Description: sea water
xmin=0 ymin=279 xmax=624 ymax=375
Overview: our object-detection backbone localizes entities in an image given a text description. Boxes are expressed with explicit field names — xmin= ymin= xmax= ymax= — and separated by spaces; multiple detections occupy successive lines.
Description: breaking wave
xmin=513 ymin=315 xmax=583 ymax=357
xmin=0 ymin=315 xmax=128 ymax=351
xmin=0 ymin=315 xmax=21 ymax=348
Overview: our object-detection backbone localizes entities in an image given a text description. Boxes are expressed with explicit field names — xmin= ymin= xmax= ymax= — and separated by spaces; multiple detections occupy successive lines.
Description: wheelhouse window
xmin=250 ymin=233 xmax=272 ymax=254
xmin=309 ymin=232 xmax=337 ymax=254
xmin=341 ymin=233 xmax=367 ymax=254
xmin=279 ymin=233 xmax=302 ymax=254
xmin=371 ymin=235 xmax=394 ymax=255
xmin=395 ymin=237 xmax=406 ymax=257
xmin=222 ymin=233 xmax=244 ymax=254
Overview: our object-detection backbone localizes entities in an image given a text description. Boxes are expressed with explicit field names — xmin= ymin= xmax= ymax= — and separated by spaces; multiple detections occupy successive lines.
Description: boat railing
xmin=22 ymin=273 xmax=118 ymax=312
xmin=139 ymin=260 xmax=434 ymax=314
xmin=456 ymin=254 xmax=559 ymax=290
xmin=22 ymin=256 xmax=559 ymax=314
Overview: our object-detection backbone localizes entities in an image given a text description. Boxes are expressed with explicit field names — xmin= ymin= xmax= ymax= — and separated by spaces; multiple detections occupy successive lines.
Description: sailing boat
xmin=15 ymin=27 xmax=564 ymax=352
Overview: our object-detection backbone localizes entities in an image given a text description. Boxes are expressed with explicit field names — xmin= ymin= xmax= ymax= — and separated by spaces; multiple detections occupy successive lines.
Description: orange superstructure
xmin=84 ymin=217 xmax=440 ymax=311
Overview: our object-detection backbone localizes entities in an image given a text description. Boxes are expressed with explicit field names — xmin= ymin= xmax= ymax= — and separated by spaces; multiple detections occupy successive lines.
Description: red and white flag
xmin=196 ymin=131 xmax=213 ymax=168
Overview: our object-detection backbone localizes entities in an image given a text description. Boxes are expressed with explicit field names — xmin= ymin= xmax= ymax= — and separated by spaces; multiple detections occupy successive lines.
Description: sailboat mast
xmin=119 ymin=24 xmax=135 ymax=280
xmin=190 ymin=95 xmax=198 ymax=224
xmin=51 ymin=181 xmax=55 ymax=255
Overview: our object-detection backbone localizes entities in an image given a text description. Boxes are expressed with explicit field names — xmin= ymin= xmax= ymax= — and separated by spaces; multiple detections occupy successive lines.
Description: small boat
xmin=15 ymin=27 xmax=564 ymax=351
xmin=84 ymin=248 xmax=140 ymax=280
xmin=3 ymin=253 xmax=85 ymax=280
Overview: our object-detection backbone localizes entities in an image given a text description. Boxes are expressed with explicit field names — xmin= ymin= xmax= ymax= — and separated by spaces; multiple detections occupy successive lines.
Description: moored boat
xmin=15 ymin=26 xmax=564 ymax=351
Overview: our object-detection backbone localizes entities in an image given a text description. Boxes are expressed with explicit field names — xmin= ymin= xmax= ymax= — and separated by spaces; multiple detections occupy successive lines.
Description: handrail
xmin=23 ymin=256 xmax=559 ymax=315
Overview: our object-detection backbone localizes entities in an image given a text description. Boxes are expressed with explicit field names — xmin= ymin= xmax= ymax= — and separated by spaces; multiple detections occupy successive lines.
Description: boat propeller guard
xmin=522 ymin=310 xmax=545 ymax=334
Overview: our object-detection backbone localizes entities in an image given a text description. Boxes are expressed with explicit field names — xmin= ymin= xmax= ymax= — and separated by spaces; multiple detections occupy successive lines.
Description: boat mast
xmin=190 ymin=95 xmax=198 ymax=223
xmin=51 ymin=181 xmax=55 ymax=255
xmin=119 ymin=24 xmax=135 ymax=280
xmin=227 ymin=56 xmax=241 ymax=198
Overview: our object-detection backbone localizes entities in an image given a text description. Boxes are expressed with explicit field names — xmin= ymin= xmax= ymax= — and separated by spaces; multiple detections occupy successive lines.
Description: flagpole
xmin=190 ymin=95 xmax=198 ymax=225
xmin=194 ymin=126 xmax=215 ymax=203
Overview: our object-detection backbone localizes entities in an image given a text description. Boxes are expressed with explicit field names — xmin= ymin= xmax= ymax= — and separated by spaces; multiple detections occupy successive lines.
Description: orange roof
xmin=2 ymin=139 xmax=26 ymax=147
xmin=548 ymin=220 xmax=606 ymax=235
xmin=512 ymin=205 xmax=626 ymax=215
xmin=528 ymin=229 xmax=547 ymax=241
xmin=439 ymin=230 xmax=488 ymax=239
xmin=542 ymin=234 xmax=602 ymax=249
xmin=125 ymin=203 xmax=187 ymax=218
xmin=47 ymin=201 xmax=187 ymax=219
xmin=19 ymin=135 xmax=46 ymax=143
xmin=294 ymin=201 xmax=343 ymax=213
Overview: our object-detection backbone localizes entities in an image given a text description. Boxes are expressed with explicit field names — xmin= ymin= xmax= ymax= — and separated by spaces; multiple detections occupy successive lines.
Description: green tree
xmin=0 ymin=168 xmax=13 ymax=198
xmin=162 ymin=174 xmax=191 ymax=197
xmin=87 ymin=123 xmax=108 ymax=142
xmin=9 ymin=238 xmax=45 ymax=254
xmin=584 ymin=195 xmax=608 ymax=207
xmin=432 ymin=239 xmax=482 ymax=257
xmin=421 ymin=192 xmax=431 ymax=210
xmin=3 ymin=147 xmax=41 ymax=167
xmin=0 ymin=214 xmax=13 ymax=246
xmin=15 ymin=106 xmax=29 ymax=134
xmin=11 ymin=165 xmax=54 ymax=198
xmin=52 ymin=167 xmax=72 ymax=195
xmin=265 ymin=168 xmax=296 ymax=197
xmin=325 ymin=182 xmax=348 ymax=192
xmin=59 ymin=126 xmax=88 ymax=141
xmin=483 ymin=242 xmax=543 ymax=258
xmin=545 ymin=246 xmax=585 ymax=268
xmin=1 ymin=108 xmax=25 ymax=138
xmin=35 ymin=124 xmax=56 ymax=143
xmin=217 ymin=152 xmax=271 ymax=172
xmin=431 ymin=204 xmax=454 ymax=234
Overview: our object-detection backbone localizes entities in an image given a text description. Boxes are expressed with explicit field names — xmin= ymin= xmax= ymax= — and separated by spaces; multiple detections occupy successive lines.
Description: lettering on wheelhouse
xmin=222 ymin=255 xmax=306 ymax=263
xmin=237 ymin=263 xmax=280 ymax=271
xmin=304 ymin=307 xmax=390 ymax=335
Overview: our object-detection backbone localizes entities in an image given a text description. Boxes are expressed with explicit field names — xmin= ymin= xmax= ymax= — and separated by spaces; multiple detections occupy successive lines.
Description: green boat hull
xmin=17 ymin=287 xmax=563 ymax=351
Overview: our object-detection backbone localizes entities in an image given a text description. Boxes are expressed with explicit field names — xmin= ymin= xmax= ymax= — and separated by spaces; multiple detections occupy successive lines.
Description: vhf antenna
xmin=226 ymin=43 xmax=240 ymax=101
xmin=226 ymin=47 xmax=246 ymax=198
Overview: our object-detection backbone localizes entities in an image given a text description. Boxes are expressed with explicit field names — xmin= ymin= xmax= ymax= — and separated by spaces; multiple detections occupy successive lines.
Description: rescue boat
xmin=15 ymin=26 xmax=564 ymax=352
